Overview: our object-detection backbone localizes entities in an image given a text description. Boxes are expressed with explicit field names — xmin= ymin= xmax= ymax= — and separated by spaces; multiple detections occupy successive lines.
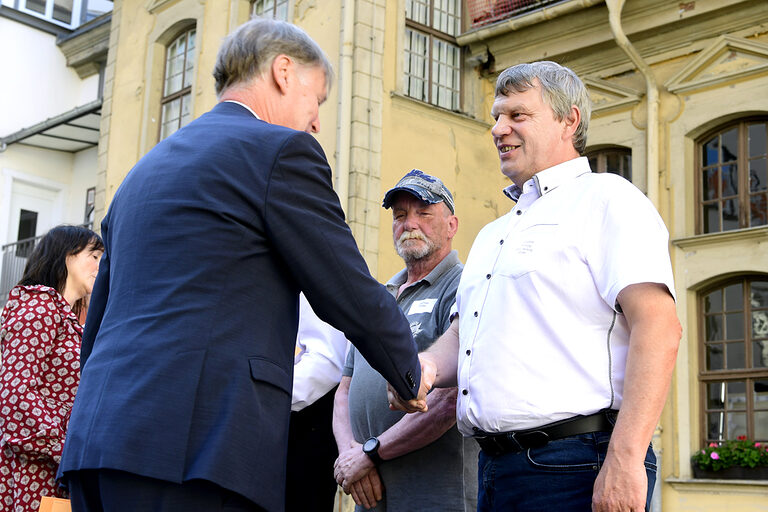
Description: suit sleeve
xmin=263 ymin=131 xmax=420 ymax=400
xmin=80 ymin=213 xmax=110 ymax=366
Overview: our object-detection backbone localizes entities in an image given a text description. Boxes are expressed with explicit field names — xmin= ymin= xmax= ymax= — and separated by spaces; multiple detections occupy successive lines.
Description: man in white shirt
xmin=389 ymin=61 xmax=681 ymax=512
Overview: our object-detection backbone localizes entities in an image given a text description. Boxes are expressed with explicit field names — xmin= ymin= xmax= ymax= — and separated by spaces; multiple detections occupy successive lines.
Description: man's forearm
xmin=423 ymin=318 xmax=460 ymax=388
xmin=333 ymin=377 xmax=356 ymax=451
xmin=377 ymin=387 xmax=458 ymax=461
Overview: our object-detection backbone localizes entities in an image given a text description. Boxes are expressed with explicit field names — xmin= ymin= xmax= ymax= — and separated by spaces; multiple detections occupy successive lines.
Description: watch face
xmin=364 ymin=437 xmax=379 ymax=452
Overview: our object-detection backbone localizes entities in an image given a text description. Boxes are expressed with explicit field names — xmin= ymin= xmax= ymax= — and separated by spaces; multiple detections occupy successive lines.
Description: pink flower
xmin=756 ymin=442 xmax=762 ymax=448
xmin=710 ymin=452 xmax=720 ymax=460
xmin=709 ymin=442 xmax=718 ymax=447
xmin=701 ymin=450 xmax=706 ymax=454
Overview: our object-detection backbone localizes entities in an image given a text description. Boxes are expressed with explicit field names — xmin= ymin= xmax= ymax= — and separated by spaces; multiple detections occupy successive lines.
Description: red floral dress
xmin=0 ymin=285 xmax=82 ymax=512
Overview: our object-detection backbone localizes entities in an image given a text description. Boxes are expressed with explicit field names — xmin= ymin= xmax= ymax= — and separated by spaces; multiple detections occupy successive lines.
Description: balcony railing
xmin=467 ymin=0 xmax=566 ymax=29
xmin=0 ymin=224 xmax=92 ymax=303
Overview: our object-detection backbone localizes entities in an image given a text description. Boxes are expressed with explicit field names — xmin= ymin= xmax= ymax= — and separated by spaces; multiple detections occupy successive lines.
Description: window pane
xmin=24 ymin=0 xmax=46 ymax=15
xmin=751 ymin=281 xmax=768 ymax=308
xmin=705 ymin=289 xmax=723 ymax=313
xmin=707 ymin=411 xmax=725 ymax=440
xmin=702 ymin=202 xmax=719 ymax=233
xmin=707 ymin=343 xmax=724 ymax=370
xmin=749 ymin=123 xmax=767 ymax=158
xmin=275 ymin=0 xmax=289 ymax=21
xmin=722 ymin=164 xmax=738 ymax=197
xmin=751 ymin=194 xmax=768 ymax=227
xmin=727 ymin=412 xmax=747 ymax=438
xmin=725 ymin=283 xmax=742 ymax=311
xmin=180 ymin=94 xmax=192 ymax=128
xmin=753 ymin=341 xmax=768 ymax=368
xmin=161 ymin=98 xmax=181 ymax=139
xmin=404 ymin=29 xmax=429 ymax=102
xmin=756 ymin=411 xmax=768 ymax=440
xmin=702 ymin=169 xmax=718 ymax=200
xmin=755 ymin=380 xmax=768 ymax=409
xmin=722 ymin=128 xmax=738 ymax=163
xmin=433 ymin=0 xmax=460 ymax=36
xmin=750 ymin=160 xmax=767 ymax=192
xmin=726 ymin=342 xmax=745 ymax=369
xmin=727 ymin=381 xmax=746 ymax=410
xmin=722 ymin=198 xmax=739 ymax=231
xmin=703 ymin=136 xmax=718 ymax=166
xmin=183 ymin=31 xmax=196 ymax=89
xmin=53 ymin=0 xmax=73 ymax=24
xmin=406 ymin=0 xmax=429 ymax=24
xmin=726 ymin=313 xmax=744 ymax=340
xmin=706 ymin=315 xmax=723 ymax=341
xmin=707 ymin=382 xmax=725 ymax=409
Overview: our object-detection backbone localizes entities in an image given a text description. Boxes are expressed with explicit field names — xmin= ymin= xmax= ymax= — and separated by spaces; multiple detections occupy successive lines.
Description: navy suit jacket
xmin=59 ymin=102 xmax=420 ymax=511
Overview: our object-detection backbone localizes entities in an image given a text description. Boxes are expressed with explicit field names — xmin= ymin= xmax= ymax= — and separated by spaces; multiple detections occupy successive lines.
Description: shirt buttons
xmin=473 ymin=311 xmax=478 ymax=317
xmin=516 ymin=210 xmax=522 ymax=216
xmin=486 ymin=273 xmax=491 ymax=279
xmin=499 ymin=239 xmax=504 ymax=245
xmin=462 ymin=389 xmax=468 ymax=395
xmin=465 ymin=349 xmax=471 ymax=356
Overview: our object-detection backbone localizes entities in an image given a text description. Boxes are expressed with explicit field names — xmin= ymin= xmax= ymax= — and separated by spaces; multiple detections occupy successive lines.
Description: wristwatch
xmin=363 ymin=436 xmax=384 ymax=466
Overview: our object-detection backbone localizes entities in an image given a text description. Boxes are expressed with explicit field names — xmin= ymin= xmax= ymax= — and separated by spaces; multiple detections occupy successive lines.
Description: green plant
xmin=692 ymin=436 xmax=768 ymax=471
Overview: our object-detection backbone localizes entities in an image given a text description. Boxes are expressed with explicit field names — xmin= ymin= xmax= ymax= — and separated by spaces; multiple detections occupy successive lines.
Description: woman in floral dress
xmin=0 ymin=225 xmax=103 ymax=512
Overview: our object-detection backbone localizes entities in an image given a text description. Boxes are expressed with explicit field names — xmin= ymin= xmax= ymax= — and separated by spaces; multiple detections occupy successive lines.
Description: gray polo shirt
xmin=344 ymin=250 xmax=478 ymax=512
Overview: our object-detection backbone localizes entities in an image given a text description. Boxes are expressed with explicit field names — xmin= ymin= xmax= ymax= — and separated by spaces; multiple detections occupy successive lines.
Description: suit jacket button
xmin=406 ymin=370 xmax=415 ymax=388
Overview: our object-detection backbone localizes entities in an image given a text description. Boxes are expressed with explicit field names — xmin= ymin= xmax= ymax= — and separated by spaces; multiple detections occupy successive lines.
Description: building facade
xmin=97 ymin=0 xmax=768 ymax=510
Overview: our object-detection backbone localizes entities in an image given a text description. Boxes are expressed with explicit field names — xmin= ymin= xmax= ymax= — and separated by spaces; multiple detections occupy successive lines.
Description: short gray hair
xmin=495 ymin=61 xmax=591 ymax=154
xmin=213 ymin=17 xmax=334 ymax=96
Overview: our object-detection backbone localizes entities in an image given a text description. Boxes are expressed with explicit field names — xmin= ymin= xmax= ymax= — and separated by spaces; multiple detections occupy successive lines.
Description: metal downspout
xmin=335 ymin=0 xmax=355 ymax=214
xmin=605 ymin=0 xmax=660 ymax=207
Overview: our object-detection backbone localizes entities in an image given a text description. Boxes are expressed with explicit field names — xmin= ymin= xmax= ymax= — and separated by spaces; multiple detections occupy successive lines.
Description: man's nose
xmin=308 ymin=117 xmax=320 ymax=133
xmin=491 ymin=118 xmax=509 ymax=138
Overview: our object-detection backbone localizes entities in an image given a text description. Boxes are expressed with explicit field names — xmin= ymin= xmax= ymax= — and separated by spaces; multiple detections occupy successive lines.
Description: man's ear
xmin=271 ymin=54 xmax=293 ymax=94
xmin=562 ymin=105 xmax=581 ymax=141
xmin=446 ymin=214 xmax=458 ymax=240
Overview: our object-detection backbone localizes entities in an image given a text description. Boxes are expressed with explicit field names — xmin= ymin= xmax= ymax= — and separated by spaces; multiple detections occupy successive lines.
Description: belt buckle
xmin=520 ymin=430 xmax=550 ymax=449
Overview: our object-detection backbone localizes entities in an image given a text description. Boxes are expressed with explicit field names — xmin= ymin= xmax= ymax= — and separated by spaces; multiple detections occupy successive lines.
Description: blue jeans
xmin=477 ymin=431 xmax=657 ymax=512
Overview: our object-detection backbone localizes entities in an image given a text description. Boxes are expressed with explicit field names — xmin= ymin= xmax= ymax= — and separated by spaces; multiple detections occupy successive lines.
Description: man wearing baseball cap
xmin=332 ymin=169 xmax=478 ymax=511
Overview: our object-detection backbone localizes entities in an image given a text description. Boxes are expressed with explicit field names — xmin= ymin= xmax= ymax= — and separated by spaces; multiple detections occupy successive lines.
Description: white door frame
xmin=0 ymin=168 xmax=67 ymax=247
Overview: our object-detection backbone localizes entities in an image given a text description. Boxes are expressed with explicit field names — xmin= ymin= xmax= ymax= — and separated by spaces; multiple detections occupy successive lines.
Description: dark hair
xmin=18 ymin=225 xmax=104 ymax=316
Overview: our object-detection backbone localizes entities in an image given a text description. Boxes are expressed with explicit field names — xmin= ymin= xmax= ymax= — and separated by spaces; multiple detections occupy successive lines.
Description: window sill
xmin=389 ymin=92 xmax=491 ymax=130
xmin=671 ymin=225 xmax=768 ymax=250
xmin=666 ymin=476 xmax=768 ymax=494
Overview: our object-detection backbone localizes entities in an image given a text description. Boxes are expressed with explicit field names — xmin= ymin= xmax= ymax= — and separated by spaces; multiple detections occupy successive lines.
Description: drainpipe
xmin=335 ymin=0 xmax=355 ymax=214
xmin=605 ymin=0 xmax=660 ymax=207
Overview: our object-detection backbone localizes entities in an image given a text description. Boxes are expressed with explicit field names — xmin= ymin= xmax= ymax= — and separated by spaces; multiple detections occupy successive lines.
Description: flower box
xmin=692 ymin=464 xmax=768 ymax=480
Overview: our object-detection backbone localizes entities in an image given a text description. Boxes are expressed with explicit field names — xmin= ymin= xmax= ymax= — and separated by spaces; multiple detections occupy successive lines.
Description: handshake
xmin=387 ymin=353 xmax=439 ymax=413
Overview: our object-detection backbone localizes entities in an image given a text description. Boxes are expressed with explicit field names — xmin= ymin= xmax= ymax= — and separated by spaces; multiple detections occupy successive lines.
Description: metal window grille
xmin=466 ymin=0 xmax=565 ymax=29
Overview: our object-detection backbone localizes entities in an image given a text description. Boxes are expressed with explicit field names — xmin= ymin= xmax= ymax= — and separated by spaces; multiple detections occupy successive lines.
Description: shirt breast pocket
xmin=497 ymin=223 xmax=559 ymax=279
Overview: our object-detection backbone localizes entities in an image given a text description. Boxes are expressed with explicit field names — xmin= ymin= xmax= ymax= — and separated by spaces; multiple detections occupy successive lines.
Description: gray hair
xmin=495 ymin=61 xmax=591 ymax=154
xmin=213 ymin=17 xmax=334 ymax=96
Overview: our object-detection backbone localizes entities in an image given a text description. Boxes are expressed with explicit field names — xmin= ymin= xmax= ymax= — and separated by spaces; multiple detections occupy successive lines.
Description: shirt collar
xmin=386 ymin=250 xmax=461 ymax=292
xmin=223 ymin=100 xmax=261 ymax=120
xmin=502 ymin=156 xmax=591 ymax=202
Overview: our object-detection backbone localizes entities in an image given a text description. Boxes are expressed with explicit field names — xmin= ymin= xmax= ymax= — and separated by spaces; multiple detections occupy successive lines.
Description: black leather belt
xmin=475 ymin=409 xmax=617 ymax=456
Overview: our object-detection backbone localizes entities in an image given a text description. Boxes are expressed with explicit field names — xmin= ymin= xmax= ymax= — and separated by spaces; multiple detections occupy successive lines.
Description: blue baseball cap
xmin=382 ymin=169 xmax=455 ymax=214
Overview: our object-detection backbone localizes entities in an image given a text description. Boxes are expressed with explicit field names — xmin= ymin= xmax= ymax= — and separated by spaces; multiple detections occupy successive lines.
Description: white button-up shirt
xmin=454 ymin=157 xmax=675 ymax=435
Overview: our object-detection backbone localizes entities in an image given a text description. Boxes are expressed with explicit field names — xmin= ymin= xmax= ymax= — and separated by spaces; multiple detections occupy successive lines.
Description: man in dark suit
xmin=59 ymin=18 xmax=423 ymax=512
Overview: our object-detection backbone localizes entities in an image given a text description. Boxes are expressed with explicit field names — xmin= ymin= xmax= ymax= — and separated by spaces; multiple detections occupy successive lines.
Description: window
xmin=84 ymin=187 xmax=95 ymax=226
xmin=587 ymin=147 xmax=632 ymax=181
xmin=251 ymin=0 xmax=290 ymax=20
xmin=697 ymin=119 xmax=768 ymax=234
xmin=18 ymin=0 xmax=82 ymax=28
xmin=15 ymin=210 xmax=38 ymax=258
xmin=160 ymin=28 xmax=196 ymax=140
xmin=700 ymin=277 xmax=768 ymax=443
xmin=404 ymin=0 xmax=461 ymax=111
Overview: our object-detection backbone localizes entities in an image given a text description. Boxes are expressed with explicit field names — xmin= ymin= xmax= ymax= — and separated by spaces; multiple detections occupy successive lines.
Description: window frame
xmin=695 ymin=117 xmax=768 ymax=235
xmin=17 ymin=0 xmax=83 ymax=29
xmin=698 ymin=276 xmax=768 ymax=444
xmin=158 ymin=27 xmax=196 ymax=141
xmin=404 ymin=0 xmax=463 ymax=111
xmin=250 ymin=0 xmax=292 ymax=20
xmin=586 ymin=146 xmax=632 ymax=182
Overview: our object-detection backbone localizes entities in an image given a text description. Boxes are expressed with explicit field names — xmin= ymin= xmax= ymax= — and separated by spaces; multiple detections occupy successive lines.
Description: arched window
xmin=586 ymin=147 xmax=632 ymax=181
xmin=697 ymin=119 xmax=768 ymax=234
xmin=699 ymin=276 xmax=768 ymax=443
xmin=160 ymin=28 xmax=196 ymax=140
xmin=251 ymin=0 xmax=290 ymax=20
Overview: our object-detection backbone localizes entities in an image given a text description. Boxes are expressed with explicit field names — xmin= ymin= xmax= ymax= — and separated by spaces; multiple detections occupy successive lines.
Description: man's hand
xmin=387 ymin=353 xmax=436 ymax=413
xmin=592 ymin=452 xmax=648 ymax=511
xmin=348 ymin=468 xmax=383 ymax=510
xmin=334 ymin=441 xmax=375 ymax=492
